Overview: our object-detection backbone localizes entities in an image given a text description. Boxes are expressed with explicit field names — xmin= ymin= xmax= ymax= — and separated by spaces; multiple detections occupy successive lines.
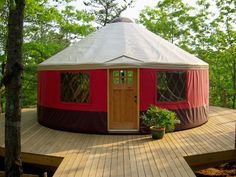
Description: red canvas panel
xmin=38 ymin=70 xmax=107 ymax=112
xmin=187 ymin=69 xmax=209 ymax=107
xmin=140 ymin=68 xmax=209 ymax=111
xmin=139 ymin=69 xmax=157 ymax=111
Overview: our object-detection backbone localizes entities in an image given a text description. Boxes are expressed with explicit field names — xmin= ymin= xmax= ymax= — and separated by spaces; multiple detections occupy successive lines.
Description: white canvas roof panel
xmin=38 ymin=21 xmax=208 ymax=70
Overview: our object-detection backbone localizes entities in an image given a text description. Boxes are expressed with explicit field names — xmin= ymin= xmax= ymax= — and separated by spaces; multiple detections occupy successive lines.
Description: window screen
xmin=61 ymin=72 xmax=90 ymax=103
xmin=157 ymin=72 xmax=186 ymax=102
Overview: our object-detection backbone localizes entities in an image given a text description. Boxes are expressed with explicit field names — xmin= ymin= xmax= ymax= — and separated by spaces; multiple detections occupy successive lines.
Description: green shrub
xmin=141 ymin=105 xmax=180 ymax=132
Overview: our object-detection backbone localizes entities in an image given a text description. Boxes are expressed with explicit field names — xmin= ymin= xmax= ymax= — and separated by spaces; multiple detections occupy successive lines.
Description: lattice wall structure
xmin=157 ymin=72 xmax=186 ymax=102
xmin=61 ymin=72 xmax=90 ymax=103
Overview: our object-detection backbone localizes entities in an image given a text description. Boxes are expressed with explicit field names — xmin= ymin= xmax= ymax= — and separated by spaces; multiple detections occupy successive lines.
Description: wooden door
xmin=109 ymin=69 xmax=138 ymax=130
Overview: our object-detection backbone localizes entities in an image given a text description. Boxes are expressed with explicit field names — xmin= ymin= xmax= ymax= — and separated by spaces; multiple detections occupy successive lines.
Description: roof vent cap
xmin=111 ymin=17 xmax=133 ymax=23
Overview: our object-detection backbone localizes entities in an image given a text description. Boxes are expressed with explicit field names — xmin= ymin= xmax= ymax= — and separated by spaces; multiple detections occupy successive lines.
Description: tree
xmin=139 ymin=0 xmax=193 ymax=47
xmin=206 ymin=0 xmax=236 ymax=108
xmin=3 ymin=0 xmax=25 ymax=176
xmin=0 ymin=1 xmax=8 ymax=113
xmin=83 ymin=0 xmax=135 ymax=26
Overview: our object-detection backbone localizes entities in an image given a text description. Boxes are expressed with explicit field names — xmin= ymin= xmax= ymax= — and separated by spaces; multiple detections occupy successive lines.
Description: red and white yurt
xmin=37 ymin=18 xmax=209 ymax=134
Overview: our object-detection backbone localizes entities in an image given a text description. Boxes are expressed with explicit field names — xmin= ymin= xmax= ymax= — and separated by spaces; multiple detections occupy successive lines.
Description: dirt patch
xmin=195 ymin=161 xmax=236 ymax=177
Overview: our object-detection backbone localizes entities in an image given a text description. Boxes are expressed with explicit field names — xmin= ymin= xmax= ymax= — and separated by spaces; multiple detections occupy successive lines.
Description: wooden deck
xmin=0 ymin=106 xmax=235 ymax=177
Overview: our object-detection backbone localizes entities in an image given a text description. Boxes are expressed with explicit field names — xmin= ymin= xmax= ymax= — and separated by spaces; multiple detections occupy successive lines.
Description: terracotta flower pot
xmin=150 ymin=126 xmax=165 ymax=139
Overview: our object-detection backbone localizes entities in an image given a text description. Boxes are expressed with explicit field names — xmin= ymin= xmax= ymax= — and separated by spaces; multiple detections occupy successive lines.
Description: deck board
xmin=0 ymin=106 xmax=235 ymax=177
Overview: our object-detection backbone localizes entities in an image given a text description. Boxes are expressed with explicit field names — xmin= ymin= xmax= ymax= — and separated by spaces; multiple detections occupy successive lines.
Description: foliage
xmin=141 ymin=105 xmax=179 ymax=132
xmin=83 ymin=0 xmax=135 ymax=26
xmin=207 ymin=44 xmax=236 ymax=108
xmin=209 ymin=0 xmax=236 ymax=108
xmin=139 ymin=0 xmax=194 ymax=47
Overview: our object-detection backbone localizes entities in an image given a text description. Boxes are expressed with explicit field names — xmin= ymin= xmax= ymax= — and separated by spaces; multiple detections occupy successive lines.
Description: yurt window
xmin=60 ymin=72 xmax=90 ymax=103
xmin=157 ymin=71 xmax=186 ymax=102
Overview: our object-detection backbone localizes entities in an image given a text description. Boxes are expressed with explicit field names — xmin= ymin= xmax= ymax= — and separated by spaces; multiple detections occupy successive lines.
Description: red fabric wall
xmin=38 ymin=68 xmax=208 ymax=113
xmin=38 ymin=70 xmax=107 ymax=112
xmin=139 ymin=69 xmax=209 ymax=111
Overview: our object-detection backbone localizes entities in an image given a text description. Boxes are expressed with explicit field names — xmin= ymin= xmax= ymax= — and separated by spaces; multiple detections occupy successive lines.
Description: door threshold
xmin=109 ymin=129 xmax=139 ymax=134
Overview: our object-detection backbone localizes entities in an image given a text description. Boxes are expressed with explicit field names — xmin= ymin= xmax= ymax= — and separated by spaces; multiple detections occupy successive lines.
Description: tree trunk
xmin=4 ymin=0 xmax=25 ymax=176
xmin=233 ymin=60 xmax=236 ymax=109
xmin=103 ymin=3 xmax=109 ymax=26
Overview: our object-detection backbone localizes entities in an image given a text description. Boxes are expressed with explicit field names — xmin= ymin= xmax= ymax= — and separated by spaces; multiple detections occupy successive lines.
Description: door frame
xmin=107 ymin=68 xmax=140 ymax=132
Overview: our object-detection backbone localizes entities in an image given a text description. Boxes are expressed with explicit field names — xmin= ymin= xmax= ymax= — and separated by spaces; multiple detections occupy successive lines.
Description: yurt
xmin=37 ymin=18 xmax=209 ymax=134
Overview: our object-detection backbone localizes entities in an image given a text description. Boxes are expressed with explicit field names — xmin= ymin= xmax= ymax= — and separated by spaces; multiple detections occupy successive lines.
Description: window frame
xmin=112 ymin=69 xmax=134 ymax=85
xmin=60 ymin=71 xmax=91 ymax=105
xmin=155 ymin=70 xmax=188 ymax=104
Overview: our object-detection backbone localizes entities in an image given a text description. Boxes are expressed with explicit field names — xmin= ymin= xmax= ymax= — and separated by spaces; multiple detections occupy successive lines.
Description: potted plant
xmin=141 ymin=105 xmax=180 ymax=139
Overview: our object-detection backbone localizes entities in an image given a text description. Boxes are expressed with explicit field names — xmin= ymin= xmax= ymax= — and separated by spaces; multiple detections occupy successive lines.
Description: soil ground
xmin=195 ymin=161 xmax=236 ymax=177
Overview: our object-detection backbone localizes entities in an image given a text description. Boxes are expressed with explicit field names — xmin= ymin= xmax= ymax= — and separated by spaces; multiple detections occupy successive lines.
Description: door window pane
xmin=127 ymin=78 xmax=133 ymax=84
xmin=113 ymin=70 xmax=119 ymax=77
xmin=112 ymin=70 xmax=134 ymax=85
xmin=113 ymin=77 xmax=120 ymax=84
xmin=127 ymin=71 xmax=133 ymax=77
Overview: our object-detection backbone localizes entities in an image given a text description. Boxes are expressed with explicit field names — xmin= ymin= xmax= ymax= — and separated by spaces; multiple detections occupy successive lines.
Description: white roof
xmin=38 ymin=21 xmax=208 ymax=70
